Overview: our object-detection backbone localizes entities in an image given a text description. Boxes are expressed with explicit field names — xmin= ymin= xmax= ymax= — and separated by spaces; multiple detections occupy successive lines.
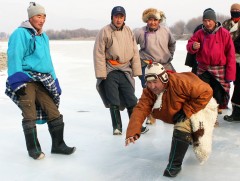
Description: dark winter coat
xmin=222 ymin=19 xmax=240 ymax=54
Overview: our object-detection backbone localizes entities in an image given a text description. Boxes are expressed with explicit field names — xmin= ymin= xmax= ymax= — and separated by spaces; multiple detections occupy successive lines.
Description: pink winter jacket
xmin=186 ymin=26 xmax=236 ymax=81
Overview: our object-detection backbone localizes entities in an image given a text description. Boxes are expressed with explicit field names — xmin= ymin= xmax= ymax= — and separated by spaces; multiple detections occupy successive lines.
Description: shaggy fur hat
xmin=27 ymin=2 xmax=45 ymax=19
xmin=203 ymin=8 xmax=216 ymax=22
xmin=142 ymin=8 xmax=165 ymax=23
xmin=231 ymin=3 xmax=240 ymax=11
xmin=144 ymin=63 xmax=168 ymax=83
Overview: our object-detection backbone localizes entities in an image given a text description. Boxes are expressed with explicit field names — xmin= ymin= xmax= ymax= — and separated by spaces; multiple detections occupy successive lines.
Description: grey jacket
xmin=134 ymin=25 xmax=176 ymax=68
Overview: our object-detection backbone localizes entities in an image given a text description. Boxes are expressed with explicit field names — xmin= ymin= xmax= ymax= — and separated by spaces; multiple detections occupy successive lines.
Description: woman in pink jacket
xmin=186 ymin=8 xmax=236 ymax=118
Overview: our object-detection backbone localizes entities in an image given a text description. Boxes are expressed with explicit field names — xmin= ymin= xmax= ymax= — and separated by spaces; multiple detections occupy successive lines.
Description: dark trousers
xmin=103 ymin=70 xmax=137 ymax=107
xmin=198 ymin=71 xmax=226 ymax=105
xmin=19 ymin=82 xmax=60 ymax=121
xmin=232 ymin=63 xmax=240 ymax=105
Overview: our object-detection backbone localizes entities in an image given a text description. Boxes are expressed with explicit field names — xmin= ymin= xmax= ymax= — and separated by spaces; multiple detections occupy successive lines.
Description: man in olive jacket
xmin=125 ymin=63 xmax=218 ymax=177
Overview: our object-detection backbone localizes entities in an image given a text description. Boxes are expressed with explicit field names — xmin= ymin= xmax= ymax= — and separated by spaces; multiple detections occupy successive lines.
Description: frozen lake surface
xmin=0 ymin=40 xmax=239 ymax=181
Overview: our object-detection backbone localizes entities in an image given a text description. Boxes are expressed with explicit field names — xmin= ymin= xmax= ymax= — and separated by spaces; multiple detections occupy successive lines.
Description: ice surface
xmin=0 ymin=40 xmax=239 ymax=181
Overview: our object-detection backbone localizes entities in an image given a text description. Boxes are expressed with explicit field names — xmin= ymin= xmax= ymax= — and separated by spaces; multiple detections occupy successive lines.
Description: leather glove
xmin=15 ymin=87 xmax=26 ymax=96
xmin=173 ymin=109 xmax=186 ymax=123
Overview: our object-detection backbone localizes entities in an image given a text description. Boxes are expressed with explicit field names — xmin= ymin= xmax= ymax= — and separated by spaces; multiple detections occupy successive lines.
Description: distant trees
xmin=0 ymin=14 xmax=232 ymax=40
xmin=169 ymin=13 xmax=230 ymax=39
xmin=46 ymin=28 xmax=99 ymax=40
xmin=0 ymin=32 xmax=9 ymax=40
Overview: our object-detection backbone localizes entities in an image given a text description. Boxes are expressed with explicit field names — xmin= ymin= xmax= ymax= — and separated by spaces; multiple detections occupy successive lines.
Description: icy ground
xmin=0 ymin=40 xmax=240 ymax=181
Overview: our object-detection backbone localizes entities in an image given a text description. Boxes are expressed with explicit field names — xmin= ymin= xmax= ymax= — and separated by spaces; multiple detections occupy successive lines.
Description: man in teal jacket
xmin=6 ymin=2 xmax=75 ymax=160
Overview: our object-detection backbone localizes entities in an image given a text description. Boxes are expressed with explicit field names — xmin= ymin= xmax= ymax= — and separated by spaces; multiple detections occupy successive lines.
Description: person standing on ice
xmin=222 ymin=3 xmax=240 ymax=122
xmin=93 ymin=6 xmax=148 ymax=135
xmin=186 ymin=8 xmax=236 ymax=118
xmin=134 ymin=8 xmax=176 ymax=125
xmin=125 ymin=63 xmax=218 ymax=177
xmin=5 ymin=2 xmax=76 ymax=160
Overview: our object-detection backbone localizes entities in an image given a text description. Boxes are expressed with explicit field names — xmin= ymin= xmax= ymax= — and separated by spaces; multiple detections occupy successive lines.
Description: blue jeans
xmin=138 ymin=65 xmax=147 ymax=88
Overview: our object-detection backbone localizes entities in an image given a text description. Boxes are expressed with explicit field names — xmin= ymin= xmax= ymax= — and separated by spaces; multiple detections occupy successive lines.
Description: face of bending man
xmin=146 ymin=78 xmax=165 ymax=95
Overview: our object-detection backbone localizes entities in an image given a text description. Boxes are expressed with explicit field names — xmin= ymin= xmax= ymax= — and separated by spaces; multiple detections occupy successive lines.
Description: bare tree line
xmin=169 ymin=13 xmax=230 ymax=39
xmin=46 ymin=28 xmax=99 ymax=40
xmin=0 ymin=13 xmax=230 ymax=40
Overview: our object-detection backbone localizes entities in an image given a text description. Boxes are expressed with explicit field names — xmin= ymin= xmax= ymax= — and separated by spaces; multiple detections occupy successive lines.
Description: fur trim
xmin=190 ymin=97 xmax=218 ymax=164
xmin=142 ymin=8 xmax=165 ymax=23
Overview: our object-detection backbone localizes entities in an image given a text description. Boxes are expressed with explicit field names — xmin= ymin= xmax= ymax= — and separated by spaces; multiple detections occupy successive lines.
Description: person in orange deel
xmin=125 ymin=63 xmax=218 ymax=177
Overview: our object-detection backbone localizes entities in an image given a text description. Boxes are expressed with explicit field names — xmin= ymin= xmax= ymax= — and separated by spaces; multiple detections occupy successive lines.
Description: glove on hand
xmin=173 ymin=109 xmax=186 ymax=123
xmin=15 ymin=87 xmax=26 ymax=96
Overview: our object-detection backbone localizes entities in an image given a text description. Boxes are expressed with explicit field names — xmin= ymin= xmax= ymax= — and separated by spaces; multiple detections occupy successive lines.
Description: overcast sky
xmin=0 ymin=0 xmax=238 ymax=34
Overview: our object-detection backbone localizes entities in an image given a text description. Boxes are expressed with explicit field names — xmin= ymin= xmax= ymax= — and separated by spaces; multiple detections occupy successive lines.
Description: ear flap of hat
xmin=142 ymin=8 xmax=165 ymax=23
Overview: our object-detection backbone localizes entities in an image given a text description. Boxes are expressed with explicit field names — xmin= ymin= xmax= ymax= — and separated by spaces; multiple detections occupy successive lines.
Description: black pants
xmin=103 ymin=70 xmax=137 ymax=107
xmin=232 ymin=63 xmax=240 ymax=105
xmin=198 ymin=71 xmax=226 ymax=105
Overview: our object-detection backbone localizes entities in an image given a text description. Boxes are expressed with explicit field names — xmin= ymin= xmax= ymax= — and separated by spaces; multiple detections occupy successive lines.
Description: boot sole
xmin=51 ymin=147 xmax=76 ymax=155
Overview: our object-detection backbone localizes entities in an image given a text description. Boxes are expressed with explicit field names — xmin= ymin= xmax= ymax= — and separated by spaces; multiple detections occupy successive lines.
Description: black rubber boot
xmin=127 ymin=106 xmax=134 ymax=118
xmin=224 ymin=105 xmax=240 ymax=122
xmin=22 ymin=120 xmax=45 ymax=160
xmin=110 ymin=105 xmax=122 ymax=135
xmin=48 ymin=115 xmax=76 ymax=155
xmin=163 ymin=130 xmax=191 ymax=177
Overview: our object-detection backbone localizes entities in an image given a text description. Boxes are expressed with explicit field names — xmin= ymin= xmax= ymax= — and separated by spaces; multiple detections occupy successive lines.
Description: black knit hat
xmin=203 ymin=8 xmax=216 ymax=22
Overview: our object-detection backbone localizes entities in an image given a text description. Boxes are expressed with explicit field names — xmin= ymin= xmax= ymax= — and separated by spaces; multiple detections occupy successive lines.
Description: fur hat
xmin=27 ymin=2 xmax=45 ymax=19
xmin=203 ymin=8 xmax=216 ymax=22
xmin=142 ymin=8 xmax=165 ymax=23
xmin=231 ymin=3 xmax=240 ymax=11
xmin=144 ymin=63 xmax=168 ymax=83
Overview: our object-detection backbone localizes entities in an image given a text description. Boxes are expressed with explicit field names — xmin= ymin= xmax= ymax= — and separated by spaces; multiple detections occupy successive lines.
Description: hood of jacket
xmin=202 ymin=21 xmax=222 ymax=34
xmin=19 ymin=20 xmax=41 ymax=35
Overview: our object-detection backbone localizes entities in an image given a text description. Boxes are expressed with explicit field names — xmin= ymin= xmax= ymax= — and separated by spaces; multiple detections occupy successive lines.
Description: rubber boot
xmin=127 ymin=106 xmax=134 ymax=118
xmin=22 ymin=120 xmax=45 ymax=160
xmin=48 ymin=115 xmax=76 ymax=154
xmin=224 ymin=105 xmax=240 ymax=122
xmin=163 ymin=130 xmax=191 ymax=177
xmin=110 ymin=105 xmax=122 ymax=135
xmin=127 ymin=106 xmax=149 ymax=134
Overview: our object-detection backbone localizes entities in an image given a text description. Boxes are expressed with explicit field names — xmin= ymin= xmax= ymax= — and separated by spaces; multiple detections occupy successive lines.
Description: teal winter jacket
xmin=7 ymin=21 xmax=61 ymax=94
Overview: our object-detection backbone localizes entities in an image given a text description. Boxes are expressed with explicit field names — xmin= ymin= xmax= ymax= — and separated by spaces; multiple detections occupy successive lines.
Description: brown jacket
xmin=126 ymin=72 xmax=213 ymax=138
